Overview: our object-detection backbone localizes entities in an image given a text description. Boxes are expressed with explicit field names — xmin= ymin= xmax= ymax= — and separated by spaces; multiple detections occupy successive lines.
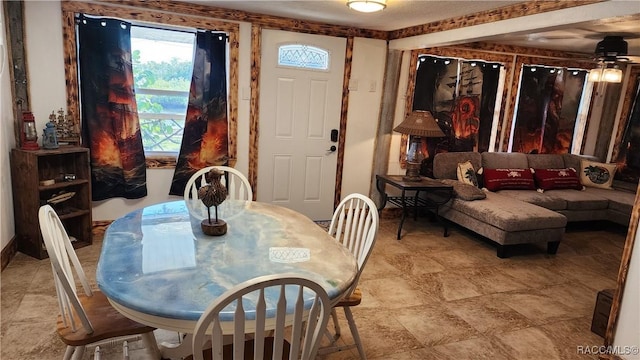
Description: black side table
xmin=376 ymin=174 xmax=454 ymax=240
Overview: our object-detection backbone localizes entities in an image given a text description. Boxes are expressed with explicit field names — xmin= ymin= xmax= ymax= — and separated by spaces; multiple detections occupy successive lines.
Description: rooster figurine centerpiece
xmin=198 ymin=169 xmax=228 ymax=236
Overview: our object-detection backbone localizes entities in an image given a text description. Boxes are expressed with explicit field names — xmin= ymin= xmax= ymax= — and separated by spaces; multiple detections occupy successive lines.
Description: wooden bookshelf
xmin=10 ymin=147 xmax=92 ymax=259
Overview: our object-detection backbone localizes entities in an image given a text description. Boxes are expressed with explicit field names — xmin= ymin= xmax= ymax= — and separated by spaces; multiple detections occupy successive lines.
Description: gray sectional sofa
xmin=432 ymin=151 xmax=636 ymax=258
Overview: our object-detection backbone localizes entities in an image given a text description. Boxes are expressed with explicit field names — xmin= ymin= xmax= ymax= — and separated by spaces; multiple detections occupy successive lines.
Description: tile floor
xmin=1 ymin=216 xmax=626 ymax=359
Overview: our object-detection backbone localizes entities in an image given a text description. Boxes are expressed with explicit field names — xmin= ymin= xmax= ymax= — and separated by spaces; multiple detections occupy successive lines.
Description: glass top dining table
xmin=96 ymin=199 xmax=358 ymax=357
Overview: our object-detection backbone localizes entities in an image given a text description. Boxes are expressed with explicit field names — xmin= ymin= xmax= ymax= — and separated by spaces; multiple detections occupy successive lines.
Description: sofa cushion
xmin=483 ymin=168 xmax=536 ymax=191
xmin=444 ymin=192 xmax=567 ymax=232
xmin=456 ymin=160 xmax=479 ymax=187
xmin=433 ymin=152 xmax=482 ymax=180
xmin=441 ymin=179 xmax=486 ymax=201
xmin=580 ymin=160 xmax=617 ymax=189
xmin=612 ymin=180 xmax=638 ymax=193
xmin=527 ymin=154 xmax=565 ymax=169
xmin=583 ymin=187 xmax=635 ymax=214
xmin=495 ymin=189 xmax=567 ymax=210
xmin=543 ymin=189 xmax=609 ymax=210
xmin=482 ymin=152 xmax=528 ymax=169
xmin=533 ymin=168 xmax=583 ymax=191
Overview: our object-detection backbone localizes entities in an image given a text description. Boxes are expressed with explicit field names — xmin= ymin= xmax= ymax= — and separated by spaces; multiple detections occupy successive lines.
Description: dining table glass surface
xmin=96 ymin=200 xmax=358 ymax=327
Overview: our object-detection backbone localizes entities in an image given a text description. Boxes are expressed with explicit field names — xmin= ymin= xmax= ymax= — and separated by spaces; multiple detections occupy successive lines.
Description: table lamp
xmin=394 ymin=110 xmax=444 ymax=182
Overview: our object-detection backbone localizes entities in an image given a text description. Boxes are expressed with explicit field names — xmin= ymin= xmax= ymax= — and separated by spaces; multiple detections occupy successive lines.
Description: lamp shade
xmin=394 ymin=111 xmax=445 ymax=137
xmin=346 ymin=0 xmax=386 ymax=13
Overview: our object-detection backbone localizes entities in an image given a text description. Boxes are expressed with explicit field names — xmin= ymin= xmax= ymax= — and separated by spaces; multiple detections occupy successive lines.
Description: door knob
xmin=327 ymin=145 xmax=337 ymax=153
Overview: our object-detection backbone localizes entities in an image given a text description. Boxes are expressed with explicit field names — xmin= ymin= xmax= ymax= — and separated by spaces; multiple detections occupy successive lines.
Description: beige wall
xmin=3 ymin=0 xmax=638 ymax=352
xmin=614 ymin=220 xmax=640 ymax=359
xmin=1 ymin=0 xmax=16 ymax=251
xmin=341 ymin=37 xmax=387 ymax=197
xmin=18 ymin=1 xmax=386 ymax=222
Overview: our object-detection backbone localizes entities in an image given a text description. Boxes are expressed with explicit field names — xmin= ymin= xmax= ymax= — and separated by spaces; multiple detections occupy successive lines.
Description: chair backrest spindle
xmin=328 ymin=194 xmax=379 ymax=295
xmin=184 ymin=166 xmax=252 ymax=202
xmin=39 ymin=205 xmax=95 ymax=334
xmin=192 ymin=274 xmax=331 ymax=360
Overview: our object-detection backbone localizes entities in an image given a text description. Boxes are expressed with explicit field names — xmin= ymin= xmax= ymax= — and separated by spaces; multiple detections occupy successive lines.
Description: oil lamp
xmin=21 ymin=111 xmax=40 ymax=150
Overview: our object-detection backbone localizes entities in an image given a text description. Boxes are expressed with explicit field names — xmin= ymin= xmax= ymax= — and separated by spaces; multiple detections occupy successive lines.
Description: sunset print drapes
xmin=412 ymin=56 xmax=501 ymax=175
xmin=78 ymin=16 xmax=147 ymax=200
xmin=169 ymin=32 xmax=229 ymax=196
xmin=511 ymin=66 xmax=587 ymax=154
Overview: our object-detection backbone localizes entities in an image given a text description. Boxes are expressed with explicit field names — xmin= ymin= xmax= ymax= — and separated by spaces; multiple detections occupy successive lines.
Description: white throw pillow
xmin=457 ymin=160 xmax=478 ymax=187
xmin=580 ymin=160 xmax=617 ymax=189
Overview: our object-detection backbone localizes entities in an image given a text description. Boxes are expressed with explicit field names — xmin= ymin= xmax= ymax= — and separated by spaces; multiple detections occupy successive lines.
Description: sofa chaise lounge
xmin=432 ymin=151 xmax=635 ymax=258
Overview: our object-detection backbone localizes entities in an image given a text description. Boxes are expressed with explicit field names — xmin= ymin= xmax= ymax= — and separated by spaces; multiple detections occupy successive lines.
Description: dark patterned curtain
xmin=169 ymin=32 xmax=228 ymax=195
xmin=511 ymin=65 xmax=587 ymax=154
xmin=614 ymin=75 xmax=640 ymax=184
xmin=78 ymin=16 xmax=147 ymax=200
xmin=478 ymin=66 xmax=500 ymax=152
xmin=412 ymin=56 xmax=501 ymax=175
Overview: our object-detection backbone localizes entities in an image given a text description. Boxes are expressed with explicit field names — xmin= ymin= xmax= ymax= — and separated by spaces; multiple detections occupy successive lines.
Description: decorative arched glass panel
xmin=278 ymin=44 xmax=329 ymax=70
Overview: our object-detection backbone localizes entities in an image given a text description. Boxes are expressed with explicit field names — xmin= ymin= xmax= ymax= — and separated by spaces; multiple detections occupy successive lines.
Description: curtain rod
xmin=76 ymin=13 xmax=228 ymax=38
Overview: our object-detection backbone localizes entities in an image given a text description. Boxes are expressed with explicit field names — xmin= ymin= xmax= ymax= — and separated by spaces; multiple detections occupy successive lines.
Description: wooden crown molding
xmin=67 ymin=0 xmax=601 ymax=43
xmin=388 ymin=0 xmax=604 ymax=40
xmin=95 ymin=0 xmax=388 ymax=39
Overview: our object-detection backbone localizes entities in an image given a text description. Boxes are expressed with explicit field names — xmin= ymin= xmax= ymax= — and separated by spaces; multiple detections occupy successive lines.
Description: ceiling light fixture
xmin=588 ymin=63 xmax=622 ymax=83
xmin=346 ymin=0 xmax=386 ymax=13
xmin=589 ymin=36 xmax=626 ymax=84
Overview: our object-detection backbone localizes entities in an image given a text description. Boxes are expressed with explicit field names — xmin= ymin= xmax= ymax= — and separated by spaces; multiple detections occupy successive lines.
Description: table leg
xmin=398 ymin=190 xmax=407 ymax=240
xmin=432 ymin=203 xmax=450 ymax=237
xmin=159 ymin=334 xmax=192 ymax=360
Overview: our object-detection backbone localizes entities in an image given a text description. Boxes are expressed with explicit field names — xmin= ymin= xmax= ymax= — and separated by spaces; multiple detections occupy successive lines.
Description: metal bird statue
xmin=198 ymin=169 xmax=228 ymax=225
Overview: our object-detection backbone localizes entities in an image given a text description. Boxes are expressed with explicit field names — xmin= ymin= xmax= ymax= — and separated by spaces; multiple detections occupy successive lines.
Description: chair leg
xmin=63 ymin=345 xmax=75 ymax=360
xmin=70 ymin=345 xmax=86 ymax=360
xmin=331 ymin=308 xmax=341 ymax=338
xmin=344 ymin=307 xmax=366 ymax=360
xmin=142 ymin=331 xmax=162 ymax=359
xmin=323 ymin=328 xmax=336 ymax=346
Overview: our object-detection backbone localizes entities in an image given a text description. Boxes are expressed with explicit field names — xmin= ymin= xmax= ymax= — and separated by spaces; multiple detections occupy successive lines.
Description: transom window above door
xmin=277 ymin=44 xmax=329 ymax=71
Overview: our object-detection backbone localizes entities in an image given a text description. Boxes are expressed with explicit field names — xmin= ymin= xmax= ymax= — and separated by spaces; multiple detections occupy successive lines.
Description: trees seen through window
xmin=131 ymin=26 xmax=195 ymax=153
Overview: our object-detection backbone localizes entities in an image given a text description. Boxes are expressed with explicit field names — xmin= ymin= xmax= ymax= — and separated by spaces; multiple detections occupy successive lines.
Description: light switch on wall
xmin=369 ymin=80 xmax=376 ymax=92
xmin=348 ymin=79 xmax=358 ymax=91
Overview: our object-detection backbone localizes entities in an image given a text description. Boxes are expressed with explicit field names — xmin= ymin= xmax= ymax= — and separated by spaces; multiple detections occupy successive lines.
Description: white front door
xmin=258 ymin=30 xmax=346 ymax=220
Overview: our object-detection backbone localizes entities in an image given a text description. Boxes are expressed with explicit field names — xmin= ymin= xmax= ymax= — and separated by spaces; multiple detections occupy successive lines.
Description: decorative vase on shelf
xmin=198 ymin=169 xmax=228 ymax=236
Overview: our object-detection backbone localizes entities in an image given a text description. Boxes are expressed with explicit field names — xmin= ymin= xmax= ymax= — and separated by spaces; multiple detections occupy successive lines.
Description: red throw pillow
xmin=482 ymin=168 xmax=535 ymax=191
xmin=533 ymin=168 xmax=583 ymax=191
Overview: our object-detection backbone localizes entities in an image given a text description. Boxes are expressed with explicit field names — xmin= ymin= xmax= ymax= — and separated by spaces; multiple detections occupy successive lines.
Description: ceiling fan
xmin=587 ymin=35 xmax=640 ymax=82
xmin=594 ymin=35 xmax=637 ymax=63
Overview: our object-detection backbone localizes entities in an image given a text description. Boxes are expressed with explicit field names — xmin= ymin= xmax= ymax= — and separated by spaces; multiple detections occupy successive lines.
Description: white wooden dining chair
xmin=320 ymin=193 xmax=379 ymax=360
xmin=38 ymin=205 xmax=160 ymax=360
xmin=184 ymin=165 xmax=253 ymax=203
xmin=190 ymin=274 xmax=332 ymax=360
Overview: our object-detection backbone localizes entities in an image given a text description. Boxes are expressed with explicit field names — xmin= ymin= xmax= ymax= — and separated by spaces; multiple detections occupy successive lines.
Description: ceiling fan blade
xmin=625 ymin=55 xmax=640 ymax=63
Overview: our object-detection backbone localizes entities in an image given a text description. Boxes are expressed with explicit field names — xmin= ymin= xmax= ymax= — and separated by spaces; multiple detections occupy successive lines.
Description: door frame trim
xmin=248 ymin=28 xmax=354 ymax=211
